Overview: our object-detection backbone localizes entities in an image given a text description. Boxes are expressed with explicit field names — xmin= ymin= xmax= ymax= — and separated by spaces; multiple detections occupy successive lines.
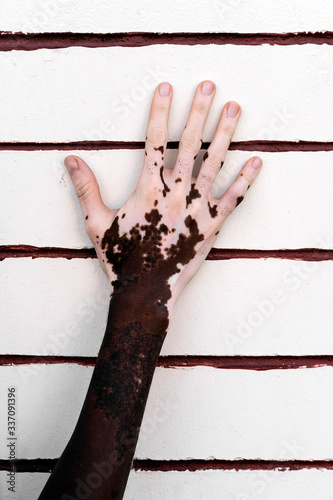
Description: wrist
xmin=106 ymin=283 xmax=171 ymax=345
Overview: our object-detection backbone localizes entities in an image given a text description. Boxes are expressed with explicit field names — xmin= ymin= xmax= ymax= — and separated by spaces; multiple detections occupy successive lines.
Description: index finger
xmin=138 ymin=82 xmax=173 ymax=188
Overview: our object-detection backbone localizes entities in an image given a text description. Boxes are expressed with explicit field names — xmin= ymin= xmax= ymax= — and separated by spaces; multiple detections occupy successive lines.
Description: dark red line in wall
xmin=133 ymin=459 xmax=333 ymax=472
xmin=0 ymin=245 xmax=96 ymax=261
xmin=2 ymin=245 xmax=333 ymax=262
xmin=0 ymin=140 xmax=332 ymax=151
xmin=0 ymin=32 xmax=333 ymax=51
xmin=0 ymin=355 xmax=96 ymax=366
xmin=158 ymin=356 xmax=333 ymax=370
xmin=206 ymin=248 xmax=333 ymax=261
xmin=1 ymin=355 xmax=333 ymax=371
xmin=1 ymin=458 xmax=333 ymax=473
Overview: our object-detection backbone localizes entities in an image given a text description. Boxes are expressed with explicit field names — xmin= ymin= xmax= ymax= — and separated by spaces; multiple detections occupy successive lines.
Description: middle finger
xmin=171 ymin=80 xmax=216 ymax=185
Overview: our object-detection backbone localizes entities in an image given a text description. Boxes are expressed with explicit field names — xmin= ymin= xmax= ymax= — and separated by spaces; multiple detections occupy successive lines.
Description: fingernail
xmin=201 ymin=81 xmax=214 ymax=95
xmin=159 ymin=82 xmax=171 ymax=96
xmin=227 ymin=102 xmax=239 ymax=118
xmin=252 ymin=157 xmax=262 ymax=170
xmin=65 ymin=157 xmax=79 ymax=175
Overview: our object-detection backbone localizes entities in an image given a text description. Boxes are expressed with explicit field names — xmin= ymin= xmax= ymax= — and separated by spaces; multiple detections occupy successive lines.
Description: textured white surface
xmin=0 ymin=45 xmax=332 ymax=141
xmin=3 ymin=469 xmax=333 ymax=500
xmin=1 ymin=150 xmax=333 ymax=250
xmin=2 ymin=257 xmax=333 ymax=356
xmin=1 ymin=364 xmax=333 ymax=461
xmin=2 ymin=1 xmax=333 ymax=498
xmin=0 ymin=0 xmax=332 ymax=33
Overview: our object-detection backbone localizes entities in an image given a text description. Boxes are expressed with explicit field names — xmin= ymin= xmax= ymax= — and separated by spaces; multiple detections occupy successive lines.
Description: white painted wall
xmin=1 ymin=1 xmax=333 ymax=499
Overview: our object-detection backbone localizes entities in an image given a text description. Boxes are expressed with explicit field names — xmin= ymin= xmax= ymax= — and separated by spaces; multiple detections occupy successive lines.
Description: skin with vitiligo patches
xmin=186 ymin=183 xmax=201 ymax=208
xmin=39 ymin=201 xmax=206 ymax=500
xmin=71 ymin=205 xmax=205 ymax=498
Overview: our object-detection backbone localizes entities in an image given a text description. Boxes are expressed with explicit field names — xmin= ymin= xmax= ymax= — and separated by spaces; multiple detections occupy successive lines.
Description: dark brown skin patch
xmin=154 ymin=162 xmax=157 ymax=166
xmin=39 ymin=211 xmax=204 ymax=500
xmin=203 ymin=151 xmax=209 ymax=161
xmin=161 ymin=156 xmax=164 ymax=160
xmin=208 ymin=201 xmax=218 ymax=218
xmin=160 ymin=166 xmax=170 ymax=197
xmin=175 ymin=177 xmax=182 ymax=183
xmin=186 ymin=183 xmax=202 ymax=208
xmin=215 ymin=231 xmax=219 ymax=236
xmin=160 ymin=223 xmax=168 ymax=234
xmin=240 ymin=173 xmax=243 ymax=176
xmin=96 ymin=235 xmax=99 ymax=239
xmin=145 ymin=150 xmax=147 ymax=156
xmin=154 ymin=199 xmax=158 ymax=207
xmin=85 ymin=215 xmax=88 ymax=220
xmin=154 ymin=145 xmax=164 ymax=154
xmin=122 ymin=213 xmax=126 ymax=219
xmin=236 ymin=196 xmax=244 ymax=207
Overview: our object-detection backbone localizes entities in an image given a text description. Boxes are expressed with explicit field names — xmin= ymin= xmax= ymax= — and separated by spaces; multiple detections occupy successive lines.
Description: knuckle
xmin=219 ymin=205 xmax=232 ymax=217
xmin=75 ymin=179 xmax=95 ymax=201
xmin=197 ymin=171 xmax=213 ymax=191
xmin=226 ymin=187 xmax=240 ymax=203
xmin=193 ymin=101 xmax=207 ymax=115
xmin=221 ymin=121 xmax=235 ymax=135
xmin=203 ymin=151 xmax=222 ymax=172
xmin=146 ymin=127 xmax=168 ymax=147
xmin=179 ymin=132 xmax=202 ymax=155
xmin=170 ymin=192 xmax=185 ymax=213
xmin=84 ymin=214 xmax=98 ymax=236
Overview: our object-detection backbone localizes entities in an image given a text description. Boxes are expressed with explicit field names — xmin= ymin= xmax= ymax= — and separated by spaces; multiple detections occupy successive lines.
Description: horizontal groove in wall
xmin=0 ymin=245 xmax=96 ymax=260
xmin=1 ymin=458 xmax=333 ymax=473
xmin=1 ymin=355 xmax=333 ymax=371
xmin=134 ymin=459 xmax=333 ymax=472
xmin=0 ymin=141 xmax=332 ymax=151
xmin=0 ymin=31 xmax=333 ymax=51
xmin=1 ymin=245 xmax=333 ymax=262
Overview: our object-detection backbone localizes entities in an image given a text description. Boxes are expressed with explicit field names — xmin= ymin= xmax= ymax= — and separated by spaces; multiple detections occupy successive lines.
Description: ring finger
xmin=195 ymin=101 xmax=241 ymax=196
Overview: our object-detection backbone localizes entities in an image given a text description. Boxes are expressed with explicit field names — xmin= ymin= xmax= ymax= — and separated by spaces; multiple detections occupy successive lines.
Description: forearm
xmin=38 ymin=288 xmax=169 ymax=500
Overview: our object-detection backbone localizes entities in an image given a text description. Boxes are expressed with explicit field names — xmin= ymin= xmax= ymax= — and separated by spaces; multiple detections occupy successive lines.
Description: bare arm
xmin=38 ymin=80 xmax=262 ymax=500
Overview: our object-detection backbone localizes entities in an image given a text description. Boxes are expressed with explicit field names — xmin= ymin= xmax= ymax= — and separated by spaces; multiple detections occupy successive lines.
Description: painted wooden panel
xmin=2 ymin=469 xmax=333 ymax=500
xmin=1 ymin=151 xmax=333 ymax=250
xmin=2 ymin=258 xmax=333 ymax=356
xmin=1 ymin=0 xmax=332 ymax=34
xmin=1 ymin=365 xmax=333 ymax=460
xmin=0 ymin=45 xmax=332 ymax=141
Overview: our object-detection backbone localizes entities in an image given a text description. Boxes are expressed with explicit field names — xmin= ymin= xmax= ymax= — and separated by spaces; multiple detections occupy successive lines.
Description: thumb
xmin=64 ymin=155 xmax=109 ymax=221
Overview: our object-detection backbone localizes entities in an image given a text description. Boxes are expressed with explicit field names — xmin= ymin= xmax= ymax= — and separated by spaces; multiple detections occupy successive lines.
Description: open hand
xmin=64 ymin=81 xmax=262 ymax=313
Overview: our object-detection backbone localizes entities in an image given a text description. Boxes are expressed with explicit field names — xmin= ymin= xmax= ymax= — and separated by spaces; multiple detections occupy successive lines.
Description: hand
xmin=64 ymin=81 xmax=262 ymax=314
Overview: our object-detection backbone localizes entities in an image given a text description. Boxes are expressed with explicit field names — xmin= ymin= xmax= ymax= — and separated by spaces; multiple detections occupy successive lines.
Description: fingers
xmin=217 ymin=156 xmax=263 ymax=220
xmin=139 ymin=82 xmax=173 ymax=188
xmin=196 ymin=101 xmax=241 ymax=196
xmin=64 ymin=155 xmax=110 ymax=223
xmin=172 ymin=81 xmax=216 ymax=184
